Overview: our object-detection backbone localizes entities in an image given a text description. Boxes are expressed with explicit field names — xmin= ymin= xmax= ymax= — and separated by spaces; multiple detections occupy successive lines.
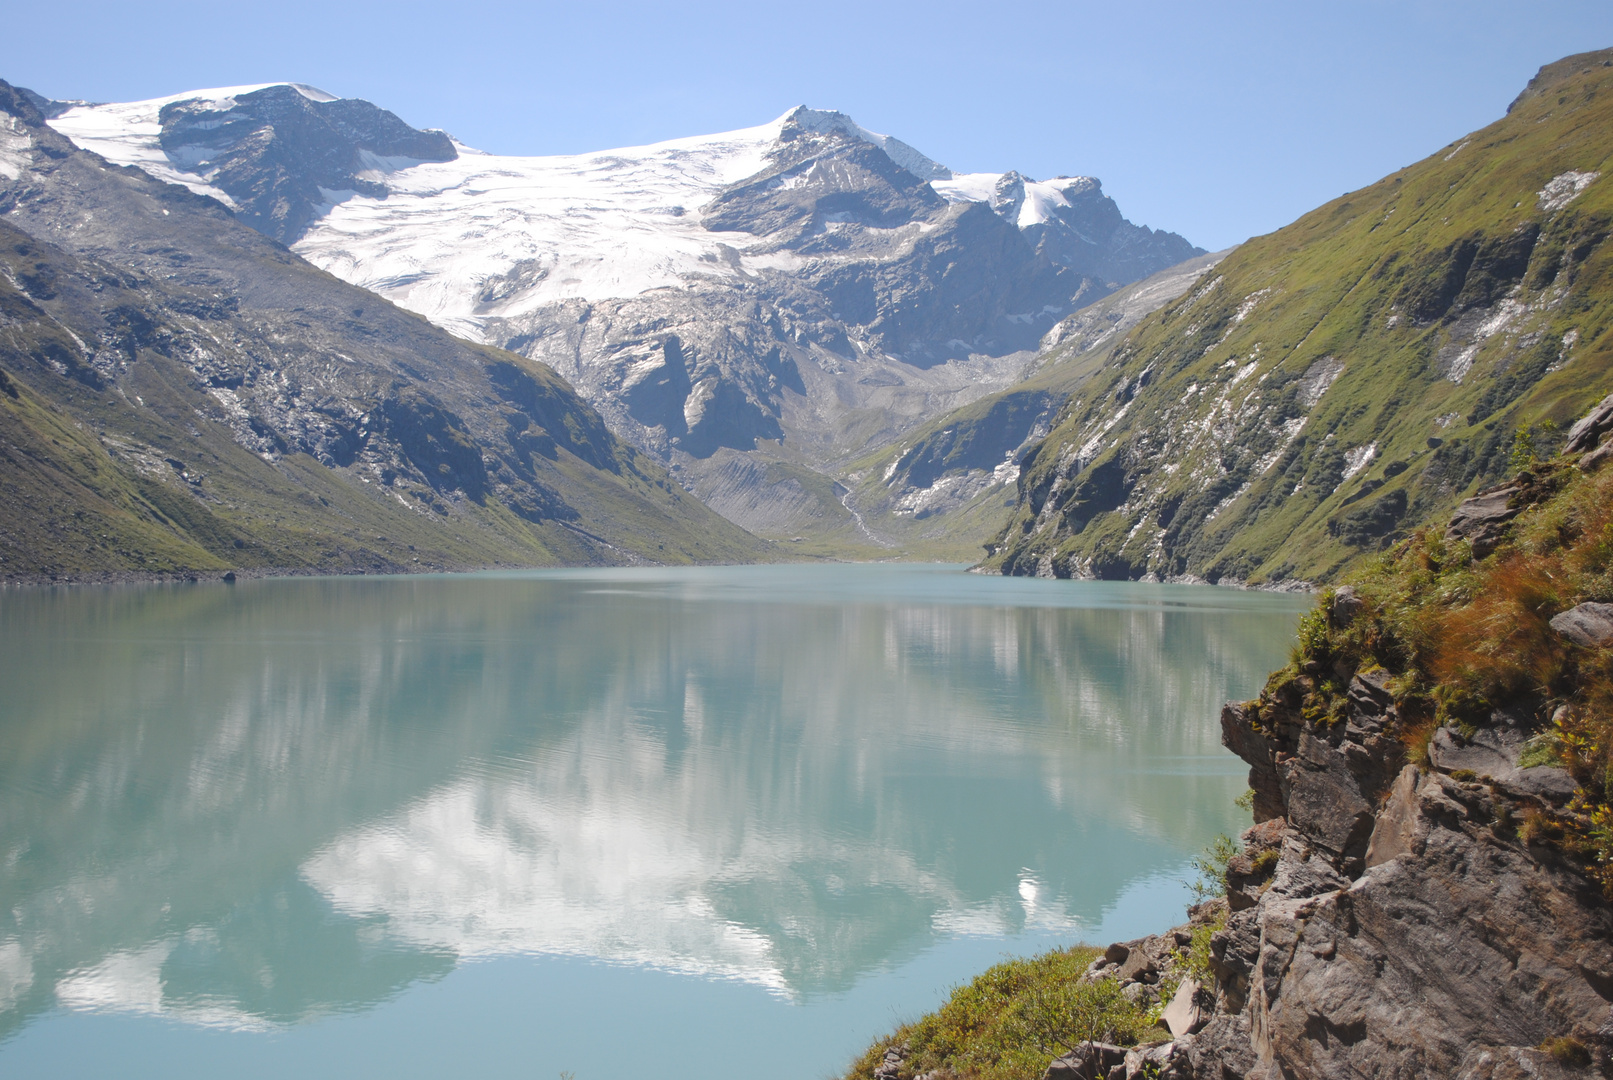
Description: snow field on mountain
xmin=933 ymin=172 xmax=1098 ymax=228
xmin=293 ymin=122 xmax=803 ymax=337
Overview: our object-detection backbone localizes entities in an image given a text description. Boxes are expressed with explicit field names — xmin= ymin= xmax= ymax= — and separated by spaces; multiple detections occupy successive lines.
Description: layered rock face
xmin=1050 ymin=665 xmax=1612 ymax=1080
xmin=1194 ymin=682 xmax=1610 ymax=1079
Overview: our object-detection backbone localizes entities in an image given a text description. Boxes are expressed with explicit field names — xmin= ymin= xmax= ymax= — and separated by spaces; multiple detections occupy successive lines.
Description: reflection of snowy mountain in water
xmin=0 ymin=567 xmax=1304 ymax=1035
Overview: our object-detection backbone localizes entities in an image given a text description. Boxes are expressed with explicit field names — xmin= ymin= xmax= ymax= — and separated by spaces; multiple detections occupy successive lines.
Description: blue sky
xmin=4 ymin=1 xmax=1611 ymax=250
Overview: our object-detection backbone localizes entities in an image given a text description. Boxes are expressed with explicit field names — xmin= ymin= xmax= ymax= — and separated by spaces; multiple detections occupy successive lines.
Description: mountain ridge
xmin=0 ymin=78 xmax=766 ymax=582
xmin=43 ymin=84 xmax=1202 ymax=542
xmin=982 ymin=48 xmax=1613 ymax=586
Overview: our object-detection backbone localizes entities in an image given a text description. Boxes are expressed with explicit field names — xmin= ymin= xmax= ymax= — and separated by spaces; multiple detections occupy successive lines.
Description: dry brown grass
xmin=1289 ymin=458 xmax=1613 ymax=889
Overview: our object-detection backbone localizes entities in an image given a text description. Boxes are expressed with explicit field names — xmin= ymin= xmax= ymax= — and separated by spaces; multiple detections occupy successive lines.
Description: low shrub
xmin=842 ymin=946 xmax=1160 ymax=1080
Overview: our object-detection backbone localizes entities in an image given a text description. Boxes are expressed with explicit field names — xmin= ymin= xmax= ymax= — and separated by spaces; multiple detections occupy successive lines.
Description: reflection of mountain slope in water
xmin=51 ymin=876 xmax=455 ymax=1031
xmin=0 ymin=568 xmax=1304 ymax=1033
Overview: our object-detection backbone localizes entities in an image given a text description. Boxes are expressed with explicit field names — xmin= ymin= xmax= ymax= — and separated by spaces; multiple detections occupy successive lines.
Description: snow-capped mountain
xmin=48 ymin=84 xmax=1202 ymax=538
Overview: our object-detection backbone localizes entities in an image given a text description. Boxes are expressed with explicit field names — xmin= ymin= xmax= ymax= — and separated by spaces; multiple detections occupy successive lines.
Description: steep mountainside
xmin=47 ymin=89 xmax=1200 ymax=539
xmin=0 ymin=81 xmax=764 ymax=581
xmin=984 ymin=49 xmax=1613 ymax=586
xmin=833 ymin=251 xmax=1227 ymax=560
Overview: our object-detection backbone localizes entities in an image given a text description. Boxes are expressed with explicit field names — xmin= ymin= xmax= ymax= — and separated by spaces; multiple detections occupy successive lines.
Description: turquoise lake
xmin=0 ymin=563 xmax=1309 ymax=1078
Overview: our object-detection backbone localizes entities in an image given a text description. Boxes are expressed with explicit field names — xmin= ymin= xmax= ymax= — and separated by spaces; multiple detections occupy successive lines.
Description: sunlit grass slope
xmin=984 ymin=49 xmax=1613 ymax=585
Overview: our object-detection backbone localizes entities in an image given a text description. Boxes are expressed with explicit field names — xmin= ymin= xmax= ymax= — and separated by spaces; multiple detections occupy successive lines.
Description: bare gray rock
xmin=1583 ymin=438 xmax=1613 ymax=473
xmin=1200 ymin=665 xmax=1613 ymax=1079
xmin=1044 ymin=1042 xmax=1128 ymax=1080
xmin=1429 ymin=724 xmax=1524 ymax=778
xmin=1328 ymin=585 xmax=1364 ymax=627
xmin=1566 ymin=390 xmax=1613 ymax=454
xmin=1551 ymin=601 xmax=1613 ymax=648
xmin=1161 ymin=979 xmax=1209 ymax=1038
xmin=1446 ymin=484 xmax=1523 ymax=558
xmin=1119 ymin=1039 xmax=1193 ymax=1079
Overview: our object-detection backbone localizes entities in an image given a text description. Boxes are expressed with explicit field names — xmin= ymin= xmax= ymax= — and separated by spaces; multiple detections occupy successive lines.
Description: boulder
xmin=1113 ymin=935 xmax=1165 ymax=983
xmin=1565 ymin=390 xmax=1613 ymax=454
xmin=1328 ymin=585 xmax=1364 ymax=627
xmin=1446 ymin=484 xmax=1522 ymax=558
xmin=1043 ymin=1042 xmax=1127 ymax=1080
xmin=1118 ymin=1038 xmax=1192 ymax=1079
xmin=1581 ymin=438 xmax=1613 ymax=472
xmin=1507 ymin=765 xmax=1580 ymax=805
xmin=1160 ymin=978 xmax=1209 ymax=1038
xmin=1549 ymin=601 xmax=1613 ymax=648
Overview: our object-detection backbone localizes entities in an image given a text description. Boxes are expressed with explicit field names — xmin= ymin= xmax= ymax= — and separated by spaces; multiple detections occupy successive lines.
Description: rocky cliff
xmin=1080 ymin=398 xmax=1613 ymax=1078
xmin=846 ymin=391 xmax=1613 ymax=1080
xmin=983 ymin=49 xmax=1613 ymax=586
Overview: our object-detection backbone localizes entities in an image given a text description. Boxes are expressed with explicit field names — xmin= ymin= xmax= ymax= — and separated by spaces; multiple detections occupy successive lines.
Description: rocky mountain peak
xmin=150 ymin=84 xmax=458 ymax=244
xmin=777 ymin=106 xmax=952 ymax=180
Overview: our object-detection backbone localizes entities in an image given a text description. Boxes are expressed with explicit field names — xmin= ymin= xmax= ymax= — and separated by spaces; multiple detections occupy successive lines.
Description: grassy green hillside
xmin=983 ymin=50 xmax=1613 ymax=585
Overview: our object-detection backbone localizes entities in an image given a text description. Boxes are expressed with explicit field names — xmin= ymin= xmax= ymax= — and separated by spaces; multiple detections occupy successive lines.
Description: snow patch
xmin=0 ymin=115 xmax=31 ymax=180
xmin=1340 ymin=443 xmax=1377 ymax=482
xmin=932 ymin=173 xmax=1100 ymax=228
xmin=1294 ymin=355 xmax=1344 ymax=408
xmin=1538 ymin=170 xmax=1600 ymax=212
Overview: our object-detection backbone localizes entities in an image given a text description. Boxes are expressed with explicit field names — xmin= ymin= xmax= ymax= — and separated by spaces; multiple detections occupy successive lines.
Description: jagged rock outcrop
xmin=1190 ymin=701 xmax=1613 ymax=1079
xmin=1050 ymin=672 xmax=1613 ymax=1079
xmin=1049 ymin=434 xmax=1613 ymax=1079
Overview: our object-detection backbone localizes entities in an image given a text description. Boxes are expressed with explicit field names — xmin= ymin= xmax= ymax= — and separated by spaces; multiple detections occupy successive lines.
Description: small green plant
xmin=1234 ymin=788 xmax=1256 ymax=813
xmin=1510 ymin=425 xmax=1541 ymax=474
xmin=1539 ymin=1035 xmax=1591 ymax=1067
xmin=1291 ymin=606 xmax=1332 ymax=665
xmin=1190 ymin=835 xmax=1240 ymax=902
xmin=1518 ymin=731 xmax=1566 ymax=769
xmin=1020 ymin=975 xmax=1140 ymax=1058
xmin=1180 ymin=915 xmax=1225 ymax=987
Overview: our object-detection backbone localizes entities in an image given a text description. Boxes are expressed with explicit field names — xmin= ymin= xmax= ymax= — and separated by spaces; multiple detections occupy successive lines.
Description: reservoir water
xmin=0 ymin=564 xmax=1308 ymax=1079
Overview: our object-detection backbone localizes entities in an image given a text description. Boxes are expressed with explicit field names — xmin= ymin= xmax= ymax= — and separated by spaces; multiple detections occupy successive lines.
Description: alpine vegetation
xmin=984 ymin=49 xmax=1613 ymax=587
